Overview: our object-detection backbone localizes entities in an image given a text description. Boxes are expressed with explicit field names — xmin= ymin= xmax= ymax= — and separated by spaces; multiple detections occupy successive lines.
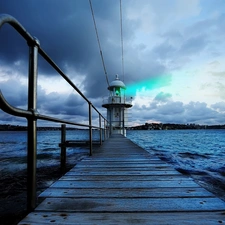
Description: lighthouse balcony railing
xmin=102 ymin=96 xmax=133 ymax=105
xmin=0 ymin=14 xmax=109 ymax=212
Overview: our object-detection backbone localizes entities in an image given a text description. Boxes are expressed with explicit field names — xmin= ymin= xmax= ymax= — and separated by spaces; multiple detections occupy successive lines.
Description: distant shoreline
xmin=130 ymin=123 xmax=225 ymax=130
xmin=1 ymin=123 xmax=225 ymax=131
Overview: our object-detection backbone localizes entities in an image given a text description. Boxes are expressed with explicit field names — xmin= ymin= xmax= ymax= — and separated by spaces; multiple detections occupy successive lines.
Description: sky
xmin=0 ymin=0 xmax=225 ymax=127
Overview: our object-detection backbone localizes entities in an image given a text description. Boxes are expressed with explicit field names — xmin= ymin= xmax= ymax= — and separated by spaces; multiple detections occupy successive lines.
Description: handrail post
xmin=61 ymin=124 xmax=66 ymax=173
xmin=104 ymin=119 xmax=106 ymax=141
xmin=106 ymin=119 xmax=109 ymax=139
xmin=99 ymin=114 xmax=102 ymax=145
xmin=89 ymin=102 xmax=92 ymax=156
xmin=123 ymin=107 xmax=125 ymax=136
xmin=108 ymin=121 xmax=110 ymax=138
xmin=27 ymin=37 xmax=39 ymax=211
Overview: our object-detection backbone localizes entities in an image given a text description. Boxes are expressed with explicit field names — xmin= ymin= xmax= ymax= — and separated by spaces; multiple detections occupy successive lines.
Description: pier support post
xmin=104 ymin=119 xmax=107 ymax=140
xmin=89 ymin=102 xmax=92 ymax=156
xmin=99 ymin=114 xmax=102 ymax=145
xmin=61 ymin=124 xmax=66 ymax=173
xmin=27 ymin=37 xmax=39 ymax=211
xmin=122 ymin=107 xmax=125 ymax=136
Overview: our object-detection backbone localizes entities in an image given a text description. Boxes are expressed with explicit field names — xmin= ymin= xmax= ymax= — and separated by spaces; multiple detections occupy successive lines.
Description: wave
xmin=127 ymin=129 xmax=225 ymax=201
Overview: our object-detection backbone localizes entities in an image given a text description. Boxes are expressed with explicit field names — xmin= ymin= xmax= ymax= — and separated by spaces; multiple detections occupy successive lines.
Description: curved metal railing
xmin=0 ymin=14 xmax=109 ymax=211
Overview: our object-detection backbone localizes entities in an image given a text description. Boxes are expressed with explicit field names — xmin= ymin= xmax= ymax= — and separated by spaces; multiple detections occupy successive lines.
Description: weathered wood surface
xmin=18 ymin=134 xmax=225 ymax=224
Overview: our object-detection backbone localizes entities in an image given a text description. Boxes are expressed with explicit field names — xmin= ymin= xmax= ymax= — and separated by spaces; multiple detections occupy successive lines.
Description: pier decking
xmin=19 ymin=134 xmax=225 ymax=224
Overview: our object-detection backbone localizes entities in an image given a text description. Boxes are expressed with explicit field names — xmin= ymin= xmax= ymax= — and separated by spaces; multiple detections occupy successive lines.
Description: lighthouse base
xmin=111 ymin=127 xmax=126 ymax=137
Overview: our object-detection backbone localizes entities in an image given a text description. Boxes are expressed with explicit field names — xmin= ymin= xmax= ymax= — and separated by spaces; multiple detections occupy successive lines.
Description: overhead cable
xmin=120 ymin=0 xmax=124 ymax=82
xmin=89 ymin=0 xmax=110 ymax=87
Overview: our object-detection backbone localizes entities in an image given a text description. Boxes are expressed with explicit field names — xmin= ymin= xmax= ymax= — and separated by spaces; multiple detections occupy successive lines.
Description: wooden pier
xmin=19 ymin=134 xmax=225 ymax=224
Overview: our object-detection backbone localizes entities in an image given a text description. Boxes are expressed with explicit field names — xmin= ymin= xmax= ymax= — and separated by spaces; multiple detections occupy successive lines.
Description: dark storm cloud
xmin=183 ymin=102 xmax=221 ymax=124
xmin=153 ymin=12 xmax=225 ymax=69
xmin=0 ymin=112 xmax=26 ymax=124
xmin=0 ymin=0 xmax=124 ymax=98
xmin=157 ymin=101 xmax=184 ymax=116
xmin=179 ymin=35 xmax=207 ymax=56
xmin=153 ymin=34 xmax=208 ymax=69
xmin=37 ymin=90 xmax=89 ymax=118
xmin=37 ymin=88 xmax=103 ymax=123
xmin=132 ymin=96 xmax=225 ymax=125
xmin=0 ymin=77 xmax=92 ymax=123
xmin=0 ymin=79 xmax=27 ymax=108
xmin=0 ymin=0 xmax=171 ymax=107
xmin=211 ymin=102 xmax=225 ymax=112
xmin=152 ymin=42 xmax=176 ymax=60
xmin=0 ymin=1 xmax=93 ymax=69
xmin=185 ymin=13 xmax=225 ymax=40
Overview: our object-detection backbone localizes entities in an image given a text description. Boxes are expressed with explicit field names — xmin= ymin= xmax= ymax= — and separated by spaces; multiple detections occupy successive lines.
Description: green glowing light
xmin=115 ymin=87 xmax=120 ymax=96
xmin=125 ymin=74 xmax=172 ymax=96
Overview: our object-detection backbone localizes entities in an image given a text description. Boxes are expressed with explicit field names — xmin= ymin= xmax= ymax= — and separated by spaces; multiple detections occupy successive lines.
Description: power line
xmin=89 ymin=0 xmax=110 ymax=87
xmin=120 ymin=0 xmax=124 ymax=82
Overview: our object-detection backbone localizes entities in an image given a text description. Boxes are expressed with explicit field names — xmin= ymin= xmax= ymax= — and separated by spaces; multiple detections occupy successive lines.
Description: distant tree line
xmin=129 ymin=123 xmax=225 ymax=130
xmin=1 ymin=123 xmax=225 ymax=131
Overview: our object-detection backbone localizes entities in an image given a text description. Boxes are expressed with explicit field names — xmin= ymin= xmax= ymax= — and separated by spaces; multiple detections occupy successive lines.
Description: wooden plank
xmin=39 ymin=187 xmax=214 ymax=198
xmin=35 ymin=197 xmax=225 ymax=212
xmin=82 ymin=158 xmax=161 ymax=162
xmin=18 ymin=212 xmax=225 ymax=225
xmin=75 ymin=163 xmax=170 ymax=168
xmin=84 ymin=156 xmax=155 ymax=160
xmin=70 ymin=166 xmax=175 ymax=172
xmin=79 ymin=160 xmax=163 ymax=164
xmin=50 ymin=179 xmax=200 ymax=188
xmin=66 ymin=170 xmax=181 ymax=176
xmin=59 ymin=175 xmax=188 ymax=181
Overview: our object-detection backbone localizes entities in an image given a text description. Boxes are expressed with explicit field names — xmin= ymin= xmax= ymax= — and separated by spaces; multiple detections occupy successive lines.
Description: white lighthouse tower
xmin=102 ymin=74 xmax=132 ymax=136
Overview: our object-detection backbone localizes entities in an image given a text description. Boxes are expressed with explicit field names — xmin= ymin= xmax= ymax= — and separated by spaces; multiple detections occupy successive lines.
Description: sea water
xmin=127 ymin=129 xmax=225 ymax=191
xmin=0 ymin=129 xmax=99 ymax=173
xmin=127 ymin=129 xmax=225 ymax=172
xmin=1 ymin=129 xmax=225 ymax=187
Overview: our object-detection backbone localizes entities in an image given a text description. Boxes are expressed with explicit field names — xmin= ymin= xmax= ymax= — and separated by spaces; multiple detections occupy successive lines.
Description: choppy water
xmin=127 ymin=130 xmax=225 ymax=172
xmin=1 ymin=129 xmax=225 ymax=191
xmin=127 ymin=129 xmax=225 ymax=194
xmin=0 ymin=129 xmax=100 ymax=172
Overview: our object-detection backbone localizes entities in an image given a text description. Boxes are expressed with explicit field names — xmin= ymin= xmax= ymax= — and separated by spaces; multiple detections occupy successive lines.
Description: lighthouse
xmin=102 ymin=74 xmax=132 ymax=136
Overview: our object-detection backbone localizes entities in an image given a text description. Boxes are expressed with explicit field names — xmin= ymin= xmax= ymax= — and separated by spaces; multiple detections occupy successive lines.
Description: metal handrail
xmin=0 ymin=90 xmax=103 ymax=128
xmin=0 ymin=14 xmax=109 ymax=211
